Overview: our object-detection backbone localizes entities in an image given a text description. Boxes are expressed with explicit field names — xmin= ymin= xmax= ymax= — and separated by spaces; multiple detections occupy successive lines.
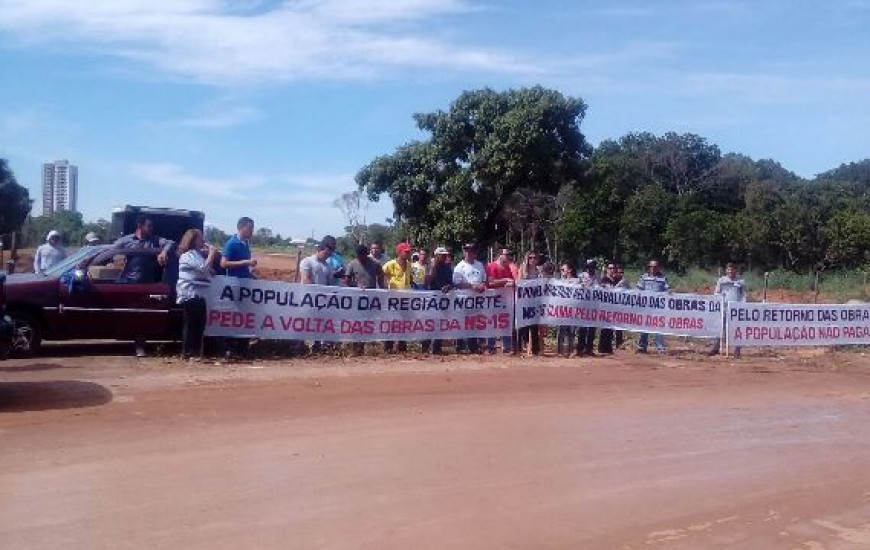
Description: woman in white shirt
xmin=176 ymin=229 xmax=217 ymax=361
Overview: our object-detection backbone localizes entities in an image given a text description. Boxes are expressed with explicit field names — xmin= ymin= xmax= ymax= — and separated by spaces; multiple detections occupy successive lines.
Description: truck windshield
xmin=43 ymin=247 xmax=102 ymax=278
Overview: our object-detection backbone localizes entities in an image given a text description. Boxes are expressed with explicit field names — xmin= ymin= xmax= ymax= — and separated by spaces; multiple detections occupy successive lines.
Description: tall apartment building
xmin=42 ymin=159 xmax=78 ymax=215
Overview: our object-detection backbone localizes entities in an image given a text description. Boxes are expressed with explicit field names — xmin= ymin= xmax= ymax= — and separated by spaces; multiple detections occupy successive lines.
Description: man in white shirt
xmin=34 ymin=230 xmax=67 ymax=275
xmin=708 ymin=262 xmax=746 ymax=357
xmin=300 ymin=239 xmax=337 ymax=286
xmin=299 ymin=238 xmax=337 ymax=353
xmin=452 ymin=243 xmax=487 ymax=353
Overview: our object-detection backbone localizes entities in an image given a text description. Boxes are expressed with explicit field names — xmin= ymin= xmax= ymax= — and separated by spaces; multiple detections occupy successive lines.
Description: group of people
xmin=29 ymin=215 xmax=748 ymax=362
xmin=32 ymin=230 xmax=101 ymax=275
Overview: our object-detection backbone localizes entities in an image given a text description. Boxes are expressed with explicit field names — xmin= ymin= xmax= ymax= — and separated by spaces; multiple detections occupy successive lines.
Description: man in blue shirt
xmin=219 ymin=217 xmax=256 ymax=361
xmin=636 ymin=259 xmax=670 ymax=354
xmin=220 ymin=217 xmax=257 ymax=278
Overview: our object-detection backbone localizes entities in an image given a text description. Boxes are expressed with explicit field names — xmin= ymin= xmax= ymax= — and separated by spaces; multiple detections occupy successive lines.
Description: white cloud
xmin=126 ymin=162 xmax=392 ymax=234
xmin=173 ymin=103 xmax=260 ymax=129
xmin=131 ymin=162 xmax=266 ymax=199
xmin=0 ymin=0 xmax=534 ymax=84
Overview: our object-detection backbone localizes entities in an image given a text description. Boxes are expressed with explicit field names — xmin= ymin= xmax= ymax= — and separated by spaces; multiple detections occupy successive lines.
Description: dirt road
xmin=3 ymin=349 xmax=870 ymax=549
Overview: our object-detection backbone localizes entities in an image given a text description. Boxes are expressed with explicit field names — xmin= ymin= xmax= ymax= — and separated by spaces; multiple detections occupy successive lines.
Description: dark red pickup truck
xmin=2 ymin=245 xmax=183 ymax=356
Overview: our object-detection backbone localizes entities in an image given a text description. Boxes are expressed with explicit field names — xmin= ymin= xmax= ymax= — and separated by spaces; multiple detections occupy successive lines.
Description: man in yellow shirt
xmin=382 ymin=243 xmax=412 ymax=352
xmin=382 ymin=243 xmax=412 ymax=290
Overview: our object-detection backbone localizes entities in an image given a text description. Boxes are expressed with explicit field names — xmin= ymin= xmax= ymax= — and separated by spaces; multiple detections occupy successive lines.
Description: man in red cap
xmin=382 ymin=243 xmax=413 ymax=353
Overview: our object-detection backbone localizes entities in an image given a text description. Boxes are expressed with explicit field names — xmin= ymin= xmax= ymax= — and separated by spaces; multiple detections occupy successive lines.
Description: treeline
xmin=557 ymin=134 xmax=870 ymax=271
xmin=354 ymin=87 xmax=870 ymax=272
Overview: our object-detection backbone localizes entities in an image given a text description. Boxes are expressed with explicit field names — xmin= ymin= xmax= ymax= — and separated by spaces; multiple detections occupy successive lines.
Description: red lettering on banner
xmin=210 ymin=311 xmax=255 ymax=329
xmin=645 ymin=315 xmax=665 ymax=328
xmin=667 ymin=317 xmax=704 ymax=330
xmin=440 ymin=319 xmax=461 ymax=331
xmin=340 ymin=320 xmax=375 ymax=335
xmin=465 ymin=315 xmax=487 ymax=330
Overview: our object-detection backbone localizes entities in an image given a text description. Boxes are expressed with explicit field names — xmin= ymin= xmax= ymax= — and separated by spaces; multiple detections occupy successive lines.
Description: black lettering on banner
xmin=220 ymin=285 xmax=235 ymax=301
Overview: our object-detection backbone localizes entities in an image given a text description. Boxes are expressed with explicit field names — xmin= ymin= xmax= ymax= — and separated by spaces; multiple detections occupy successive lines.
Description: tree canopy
xmin=356 ymin=86 xmax=591 ymax=248
xmin=0 ymin=159 xmax=32 ymax=239
xmin=352 ymin=88 xmax=870 ymax=271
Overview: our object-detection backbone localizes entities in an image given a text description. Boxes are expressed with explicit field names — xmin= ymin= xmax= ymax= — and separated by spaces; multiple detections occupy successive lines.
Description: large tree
xmin=0 ymin=159 xmax=32 ymax=238
xmin=356 ymin=87 xmax=591 ymax=247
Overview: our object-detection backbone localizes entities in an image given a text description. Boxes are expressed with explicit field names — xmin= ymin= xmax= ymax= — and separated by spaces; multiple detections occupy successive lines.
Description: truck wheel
xmin=9 ymin=312 xmax=42 ymax=357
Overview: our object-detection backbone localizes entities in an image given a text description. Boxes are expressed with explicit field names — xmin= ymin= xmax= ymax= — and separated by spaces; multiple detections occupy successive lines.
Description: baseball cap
xmin=84 ymin=232 xmax=99 ymax=243
xmin=46 ymin=230 xmax=61 ymax=241
xmin=396 ymin=242 xmax=412 ymax=254
xmin=434 ymin=247 xmax=449 ymax=255
xmin=462 ymin=242 xmax=477 ymax=250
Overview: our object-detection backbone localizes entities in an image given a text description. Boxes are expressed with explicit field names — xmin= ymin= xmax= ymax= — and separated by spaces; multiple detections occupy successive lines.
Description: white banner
xmin=727 ymin=302 xmax=870 ymax=347
xmin=204 ymin=276 xmax=514 ymax=342
xmin=515 ymin=279 xmax=723 ymax=338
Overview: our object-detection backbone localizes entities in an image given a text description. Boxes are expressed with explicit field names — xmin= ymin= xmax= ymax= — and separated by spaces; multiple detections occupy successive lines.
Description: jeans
xmin=637 ymin=332 xmax=666 ymax=352
xmin=518 ymin=326 xmax=540 ymax=355
xmin=384 ymin=341 xmax=408 ymax=353
xmin=456 ymin=338 xmax=480 ymax=353
xmin=557 ymin=326 xmax=576 ymax=356
xmin=577 ymin=327 xmax=596 ymax=355
xmin=487 ymin=336 xmax=513 ymax=353
xmin=710 ymin=338 xmax=741 ymax=357
xmin=598 ymin=328 xmax=614 ymax=354
xmin=181 ymin=296 xmax=207 ymax=358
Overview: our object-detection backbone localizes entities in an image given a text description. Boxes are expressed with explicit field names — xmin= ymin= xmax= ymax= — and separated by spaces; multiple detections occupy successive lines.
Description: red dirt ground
xmin=3 ymin=347 xmax=870 ymax=549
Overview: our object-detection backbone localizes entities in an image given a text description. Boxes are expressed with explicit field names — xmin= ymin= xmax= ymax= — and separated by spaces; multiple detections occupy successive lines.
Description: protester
xmin=346 ymin=244 xmax=385 ymax=355
xmin=452 ymin=243 xmax=487 ymax=354
xmin=176 ymin=229 xmax=216 ymax=362
xmin=300 ymin=238 xmax=338 ymax=353
xmin=636 ymin=259 xmax=670 ymax=354
xmin=115 ymin=216 xmax=175 ymax=358
xmin=708 ymin=263 xmax=746 ymax=357
xmin=382 ymin=243 xmax=413 ymax=353
xmin=575 ymin=259 xmax=599 ymax=356
xmin=517 ymin=251 xmax=541 ymax=356
xmin=219 ymin=217 xmax=257 ymax=361
xmin=369 ymin=241 xmax=389 ymax=266
xmin=613 ymin=264 xmax=629 ymax=348
xmin=597 ymin=262 xmax=618 ymax=355
xmin=115 ymin=216 xmax=174 ymax=282
xmin=422 ymin=247 xmax=454 ymax=354
xmin=485 ymin=248 xmax=516 ymax=354
xmin=83 ymin=232 xmax=101 ymax=246
xmin=34 ymin=230 xmax=67 ymax=275
xmin=220 ymin=217 xmax=257 ymax=278
xmin=300 ymin=238 xmax=337 ymax=286
xmin=321 ymin=235 xmax=345 ymax=286
xmin=411 ymin=248 xmax=431 ymax=290
xmin=557 ymin=262 xmax=578 ymax=357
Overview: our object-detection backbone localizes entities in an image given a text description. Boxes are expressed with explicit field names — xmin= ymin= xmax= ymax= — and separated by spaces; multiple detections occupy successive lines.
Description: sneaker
xmin=135 ymin=343 xmax=147 ymax=358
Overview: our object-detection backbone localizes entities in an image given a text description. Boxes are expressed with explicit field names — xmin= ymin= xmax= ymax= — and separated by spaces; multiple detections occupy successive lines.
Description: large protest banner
xmin=204 ymin=276 xmax=514 ymax=342
xmin=727 ymin=302 xmax=870 ymax=347
xmin=515 ymin=279 xmax=723 ymax=338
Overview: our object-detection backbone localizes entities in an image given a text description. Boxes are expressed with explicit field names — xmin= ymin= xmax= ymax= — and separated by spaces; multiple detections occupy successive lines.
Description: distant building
xmin=42 ymin=159 xmax=78 ymax=215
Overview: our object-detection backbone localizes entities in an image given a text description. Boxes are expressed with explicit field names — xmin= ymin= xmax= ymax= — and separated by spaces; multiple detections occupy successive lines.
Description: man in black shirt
xmin=345 ymin=244 xmax=385 ymax=355
xmin=424 ymin=247 xmax=454 ymax=354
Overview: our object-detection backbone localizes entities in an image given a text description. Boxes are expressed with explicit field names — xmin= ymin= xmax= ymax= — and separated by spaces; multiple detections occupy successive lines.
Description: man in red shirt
xmin=485 ymin=248 xmax=516 ymax=354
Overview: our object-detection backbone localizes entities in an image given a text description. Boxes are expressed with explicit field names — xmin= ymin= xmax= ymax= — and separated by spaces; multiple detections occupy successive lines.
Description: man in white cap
xmin=84 ymin=232 xmax=101 ymax=246
xmin=34 ymin=230 xmax=68 ymax=275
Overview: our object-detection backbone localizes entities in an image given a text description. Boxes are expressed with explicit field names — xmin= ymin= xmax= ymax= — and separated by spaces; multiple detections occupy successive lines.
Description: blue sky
xmin=0 ymin=0 xmax=868 ymax=238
